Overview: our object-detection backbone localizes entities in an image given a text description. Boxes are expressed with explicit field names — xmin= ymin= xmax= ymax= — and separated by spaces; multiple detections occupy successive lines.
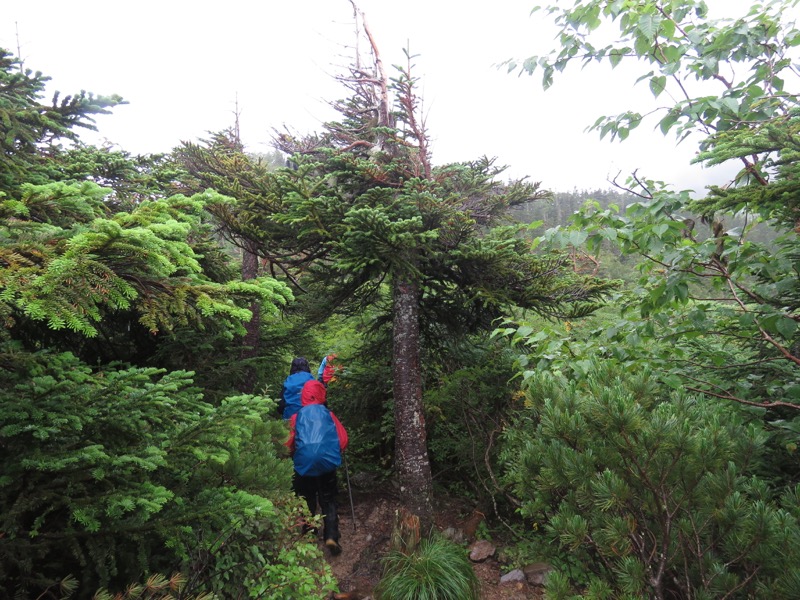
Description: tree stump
xmin=389 ymin=507 xmax=421 ymax=554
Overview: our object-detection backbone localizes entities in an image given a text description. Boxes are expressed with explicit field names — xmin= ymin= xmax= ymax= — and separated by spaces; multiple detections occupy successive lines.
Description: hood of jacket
xmin=300 ymin=379 xmax=327 ymax=407
xmin=289 ymin=356 xmax=311 ymax=374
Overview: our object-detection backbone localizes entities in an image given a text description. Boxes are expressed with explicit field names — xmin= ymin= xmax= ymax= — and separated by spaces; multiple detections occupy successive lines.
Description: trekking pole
xmin=342 ymin=453 xmax=357 ymax=533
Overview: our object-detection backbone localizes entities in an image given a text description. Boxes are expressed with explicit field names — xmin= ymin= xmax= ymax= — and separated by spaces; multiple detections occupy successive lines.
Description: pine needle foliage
xmin=178 ymin=62 xmax=617 ymax=337
xmin=0 ymin=46 xmax=332 ymax=598
xmin=0 ymin=49 xmax=124 ymax=196
xmin=52 ymin=145 xmax=186 ymax=210
xmin=91 ymin=573 xmax=213 ymax=600
xmin=0 ymin=347 xmax=336 ymax=599
xmin=501 ymin=361 xmax=800 ymax=599
xmin=0 ymin=181 xmax=292 ymax=352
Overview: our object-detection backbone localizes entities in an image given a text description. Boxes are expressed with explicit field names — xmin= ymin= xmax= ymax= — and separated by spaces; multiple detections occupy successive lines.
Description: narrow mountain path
xmin=314 ymin=488 xmax=542 ymax=599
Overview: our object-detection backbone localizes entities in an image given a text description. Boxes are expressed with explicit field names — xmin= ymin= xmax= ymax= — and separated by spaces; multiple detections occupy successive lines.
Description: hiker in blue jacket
xmin=286 ymin=379 xmax=349 ymax=555
xmin=277 ymin=357 xmax=315 ymax=419
xmin=316 ymin=353 xmax=342 ymax=387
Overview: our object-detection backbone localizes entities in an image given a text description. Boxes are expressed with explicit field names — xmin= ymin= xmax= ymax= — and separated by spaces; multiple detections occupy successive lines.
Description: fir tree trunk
xmin=238 ymin=241 xmax=260 ymax=394
xmin=392 ymin=275 xmax=434 ymax=527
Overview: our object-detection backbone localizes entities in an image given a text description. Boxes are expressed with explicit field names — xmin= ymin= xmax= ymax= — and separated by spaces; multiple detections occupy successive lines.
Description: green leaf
xmin=637 ymin=13 xmax=658 ymax=42
xmin=720 ymin=97 xmax=739 ymax=115
xmin=776 ymin=317 xmax=797 ymax=340
xmin=661 ymin=18 xmax=676 ymax=40
xmin=652 ymin=223 xmax=668 ymax=237
xmin=675 ymin=281 xmax=689 ymax=303
xmin=542 ymin=65 xmax=554 ymax=89
xmin=661 ymin=373 xmax=683 ymax=389
xmin=649 ymin=76 xmax=667 ymax=98
xmin=516 ymin=325 xmax=534 ymax=338
xmin=659 ymin=112 xmax=679 ymax=135
xmin=569 ymin=230 xmax=589 ymax=246
xmin=634 ymin=34 xmax=652 ymax=56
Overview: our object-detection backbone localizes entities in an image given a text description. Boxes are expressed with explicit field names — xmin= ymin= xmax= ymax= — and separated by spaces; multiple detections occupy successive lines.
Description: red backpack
xmin=318 ymin=354 xmax=342 ymax=386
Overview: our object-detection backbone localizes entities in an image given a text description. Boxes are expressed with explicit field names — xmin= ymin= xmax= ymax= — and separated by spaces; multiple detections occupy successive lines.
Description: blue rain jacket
xmin=281 ymin=371 xmax=315 ymax=419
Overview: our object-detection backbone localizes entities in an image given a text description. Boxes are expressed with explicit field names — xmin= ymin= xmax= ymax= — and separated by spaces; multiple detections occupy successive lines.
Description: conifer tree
xmin=189 ymin=12 xmax=614 ymax=524
xmin=0 ymin=180 xmax=292 ymax=366
xmin=0 ymin=49 xmax=123 ymax=197
xmin=0 ymin=49 xmax=336 ymax=599
xmin=175 ymin=129 xmax=289 ymax=392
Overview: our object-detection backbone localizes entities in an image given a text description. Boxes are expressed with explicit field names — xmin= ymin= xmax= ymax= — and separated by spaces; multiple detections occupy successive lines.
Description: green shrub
xmin=0 ymin=348 xmax=334 ymax=599
xmin=374 ymin=535 xmax=480 ymax=600
xmin=500 ymin=361 xmax=800 ymax=598
xmin=423 ymin=342 xmax=520 ymax=500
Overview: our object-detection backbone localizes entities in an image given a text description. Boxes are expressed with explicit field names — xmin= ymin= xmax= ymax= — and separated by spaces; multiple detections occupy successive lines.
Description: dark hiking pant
xmin=293 ymin=469 xmax=340 ymax=542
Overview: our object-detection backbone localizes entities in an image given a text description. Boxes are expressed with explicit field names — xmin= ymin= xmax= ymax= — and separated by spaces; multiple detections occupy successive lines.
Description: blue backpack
xmin=293 ymin=404 xmax=342 ymax=476
xmin=282 ymin=371 xmax=315 ymax=419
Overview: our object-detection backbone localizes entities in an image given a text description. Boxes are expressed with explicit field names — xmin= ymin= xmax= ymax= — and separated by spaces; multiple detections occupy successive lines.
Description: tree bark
xmin=348 ymin=3 xmax=435 ymax=528
xmin=238 ymin=241 xmax=260 ymax=394
xmin=392 ymin=275 xmax=434 ymax=527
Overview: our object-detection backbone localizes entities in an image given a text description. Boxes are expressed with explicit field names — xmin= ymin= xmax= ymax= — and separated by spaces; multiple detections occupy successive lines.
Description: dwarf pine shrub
xmin=500 ymin=361 xmax=800 ymax=599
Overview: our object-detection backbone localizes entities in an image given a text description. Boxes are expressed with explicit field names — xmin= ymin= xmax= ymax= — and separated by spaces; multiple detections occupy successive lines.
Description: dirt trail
xmin=314 ymin=488 xmax=542 ymax=600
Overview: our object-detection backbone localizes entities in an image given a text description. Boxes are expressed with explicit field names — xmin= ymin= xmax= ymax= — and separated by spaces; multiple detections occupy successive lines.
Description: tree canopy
xmin=176 ymin=21 xmax=615 ymax=522
xmin=503 ymin=0 xmax=800 ymax=411
xmin=0 ymin=49 xmax=123 ymax=197
xmin=0 ymin=48 xmax=332 ymax=599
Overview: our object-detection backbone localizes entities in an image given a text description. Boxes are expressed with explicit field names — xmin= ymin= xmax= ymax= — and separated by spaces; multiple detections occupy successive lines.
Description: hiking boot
xmin=325 ymin=538 xmax=342 ymax=556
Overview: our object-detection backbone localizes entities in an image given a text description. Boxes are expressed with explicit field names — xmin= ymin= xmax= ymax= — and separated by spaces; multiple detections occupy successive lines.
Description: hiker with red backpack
xmin=286 ymin=378 xmax=349 ymax=555
xmin=317 ymin=353 xmax=342 ymax=387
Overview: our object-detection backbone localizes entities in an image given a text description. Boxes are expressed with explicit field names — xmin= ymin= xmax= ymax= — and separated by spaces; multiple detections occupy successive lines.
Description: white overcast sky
xmin=3 ymin=0 xmax=793 ymax=192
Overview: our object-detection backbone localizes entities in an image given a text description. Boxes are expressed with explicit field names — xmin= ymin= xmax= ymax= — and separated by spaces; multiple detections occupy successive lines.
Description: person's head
xmin=289 ymin=356 xmax=311 ymax=374
xmin=300 ymin=379 xmax=327 ymax=406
